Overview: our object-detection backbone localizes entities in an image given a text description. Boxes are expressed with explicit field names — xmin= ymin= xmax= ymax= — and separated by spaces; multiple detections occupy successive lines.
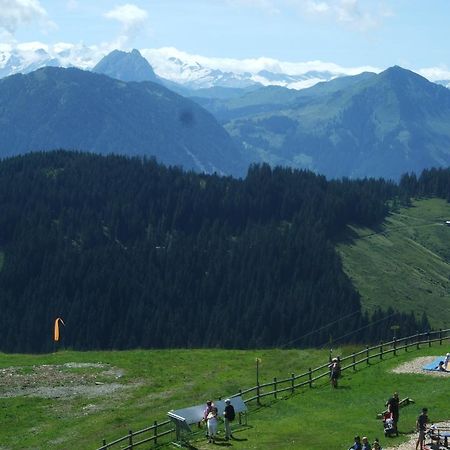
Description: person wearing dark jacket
xmin=349 ymin=435 xmax=362 ymax=450
xmin=223 ymin=399 xmax=235 ymax=440
xmin=386 ymin=392 xmax=400 ymax=434
xmin=416 ymin=408 xmax=428 ymax=450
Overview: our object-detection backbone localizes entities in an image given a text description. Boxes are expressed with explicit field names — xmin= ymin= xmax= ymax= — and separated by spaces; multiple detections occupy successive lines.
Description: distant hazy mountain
xmin=1 ymin=44 xmax=449 ymax=93
xmin=0 ymin=44 xmax=98 ymax=77
xmin=222 ymin=66 xmax=450 ymax=179
xmin=92 ymin=49 xmax=158 ymax=83
xmin=0 ymin=67 xmax=246 ymax=175
xmin=0 ymin=45 xmax=352 ymax=91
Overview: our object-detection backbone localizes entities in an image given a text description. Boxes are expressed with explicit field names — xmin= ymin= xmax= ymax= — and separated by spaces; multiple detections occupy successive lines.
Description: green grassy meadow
xmin=338 ymin=197 xmax=450 ymax=327
xmin=1 ymin=345 xmax=449 ymax=449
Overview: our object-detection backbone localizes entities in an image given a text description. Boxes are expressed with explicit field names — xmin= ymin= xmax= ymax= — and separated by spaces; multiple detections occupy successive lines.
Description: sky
xmin=1 ymin=0 xmax=450 ymax=79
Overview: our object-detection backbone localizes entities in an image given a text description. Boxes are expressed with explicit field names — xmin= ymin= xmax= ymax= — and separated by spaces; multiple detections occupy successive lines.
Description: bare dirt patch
xmin=0 ymin=362 xmax=130 ymax=398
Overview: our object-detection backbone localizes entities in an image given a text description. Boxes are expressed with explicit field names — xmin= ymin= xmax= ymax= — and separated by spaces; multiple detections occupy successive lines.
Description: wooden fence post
xmin=366 ymin=346 xmax=370 ymax=364
xmin=102 ymin=439 xmax=107 ymax=450
xmin=128 ymin=430 xmax=133 ymax=449
xmin=428 ymin=331 xmax=431 ymax=348
xmin=380 ymin=341 xmax=383 ymax=360
xmin=273 ymin=377 xmax=277 ymax=399
xmin=154 ymin=420 xmax=158 ymax=445
xmin=308 ymin=368 xmax=312 ymax=388
xmin=239 ymin=390 xmax=243 ymax=424
xmin=291 ymin=373 xmax=295 ymax=393
xmin=416 ymin=331 xmax=420 ymax=349
xmin=257 ymin=382 xmax=261 ymax=405
xmin=439 ymin=329 xmax=442 ymax=345
xmin=352 ymin=354 xmax=356 ymax=371
xmin=405 ymin=337 xmax=408 ymax=352
xmin=393 ymin=337 xmax=397 ymax=356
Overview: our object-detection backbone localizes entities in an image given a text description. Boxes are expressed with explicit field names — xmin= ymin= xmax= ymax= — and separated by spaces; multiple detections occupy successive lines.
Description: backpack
xmin=225 ymin=404 xmax=235 ymax=421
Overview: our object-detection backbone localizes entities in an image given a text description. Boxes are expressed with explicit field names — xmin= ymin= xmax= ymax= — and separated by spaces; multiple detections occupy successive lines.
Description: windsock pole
xmin=53 ymin=317 xmax=65 ymax=352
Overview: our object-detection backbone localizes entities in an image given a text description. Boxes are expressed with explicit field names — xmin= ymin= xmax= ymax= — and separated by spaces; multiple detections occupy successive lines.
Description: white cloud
xmin=104 ymin=3 xmax=149 ymax=48
xmin=417 ymin=66 xmax=450 ymax=82
xmin=0 ymin=0 xmax=55 ymax=36
xmin=288 ymin=0 xmax=393 ymax=32
xmin=141 ymin=46 xmax=381 ymax=79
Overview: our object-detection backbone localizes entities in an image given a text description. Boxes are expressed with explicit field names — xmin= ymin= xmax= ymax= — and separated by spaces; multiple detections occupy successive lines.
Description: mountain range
xmin=0 ymin=45 xmax=342 ymax=90
xmin=0 ymin=67 xmax=245 ymax=175
xmin=1 ymin=48 xmax=450 ymax=180
xmin=204 ymin=66 xmax=450 ymax=179
xmin=3 ymin=44 xmax=449 ymax=91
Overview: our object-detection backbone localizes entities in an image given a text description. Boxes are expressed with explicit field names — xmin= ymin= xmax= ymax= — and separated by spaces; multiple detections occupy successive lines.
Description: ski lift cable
xmin=319 ymin=311 xmax=399 ymax=348
xmin=280 ymin=309 xmax=361 ymax=349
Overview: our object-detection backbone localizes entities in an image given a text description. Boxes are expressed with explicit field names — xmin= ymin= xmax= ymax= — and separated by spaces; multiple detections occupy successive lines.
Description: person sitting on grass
xmin=372 ymin=438 xmax=382 ymax=449
xmin=349 ymin=435 xmax=362 ymax=450
xmin=361 ymin=436 xmax=372 ymax=450
xmin=435 ymin=361 xmax=449 ymax=372
xmin=444 ymin=352 xmax=450 ymax=370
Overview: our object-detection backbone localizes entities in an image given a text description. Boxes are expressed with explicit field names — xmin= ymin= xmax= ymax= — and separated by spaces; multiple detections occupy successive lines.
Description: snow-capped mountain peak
xmin=0 ymin=43 xmax=449 ymax=91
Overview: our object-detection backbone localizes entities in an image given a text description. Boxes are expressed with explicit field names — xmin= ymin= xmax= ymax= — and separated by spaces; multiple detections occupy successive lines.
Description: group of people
xmin=348 ymin=435 xmax=382 ymax=449
xmin=383 ymin=392 xmax=431 ymax=450
xmin=348 ymin=391 xmax=430 ymax=450
xmin=202 ymin=399 xmax=235 ymax=444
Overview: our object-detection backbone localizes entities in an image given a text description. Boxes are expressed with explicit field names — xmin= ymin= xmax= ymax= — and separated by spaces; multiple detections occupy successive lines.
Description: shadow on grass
xmin=187 ymin=425 xmax=251 ymax=449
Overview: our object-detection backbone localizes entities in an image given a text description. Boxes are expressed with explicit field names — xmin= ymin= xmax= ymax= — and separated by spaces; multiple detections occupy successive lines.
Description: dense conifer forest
xmin=0 ymin=151 xmax=443 ymax=353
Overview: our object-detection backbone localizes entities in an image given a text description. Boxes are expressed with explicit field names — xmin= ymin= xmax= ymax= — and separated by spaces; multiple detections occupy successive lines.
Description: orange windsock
xmin=54 ymin=317 xmax=65 ymax=342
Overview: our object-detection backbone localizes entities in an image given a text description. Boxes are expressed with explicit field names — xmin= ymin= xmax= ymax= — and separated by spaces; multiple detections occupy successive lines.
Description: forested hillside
xmin=0 ymin=151 xmax=432 ymax=353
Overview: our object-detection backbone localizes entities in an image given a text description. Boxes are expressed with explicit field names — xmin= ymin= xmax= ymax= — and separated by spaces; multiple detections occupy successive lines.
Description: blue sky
xmin=1 ymin=0 xmax=449 ymax=76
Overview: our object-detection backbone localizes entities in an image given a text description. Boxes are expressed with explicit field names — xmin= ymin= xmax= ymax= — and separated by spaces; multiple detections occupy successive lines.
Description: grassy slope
xmin=1 ymin=346 xmax=449 ymax=449
xmin=337 ymin=198 xmax=450 ymax=328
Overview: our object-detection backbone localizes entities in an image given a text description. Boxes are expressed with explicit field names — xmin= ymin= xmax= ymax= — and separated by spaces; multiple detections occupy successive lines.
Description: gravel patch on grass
xmin=392 ymin=356 xmax=450 ymax=377
xmin=0 ymin=362 xmax=129 ymax=398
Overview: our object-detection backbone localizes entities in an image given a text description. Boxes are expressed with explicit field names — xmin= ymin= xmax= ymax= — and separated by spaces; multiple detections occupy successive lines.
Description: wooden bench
xmin=168 ymin=396 xmax=247 ymax=447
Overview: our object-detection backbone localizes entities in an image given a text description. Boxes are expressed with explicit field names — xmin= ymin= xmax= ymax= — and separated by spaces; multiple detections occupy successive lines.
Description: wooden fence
xmin=97 ymin=328 xmax=450 ymax=449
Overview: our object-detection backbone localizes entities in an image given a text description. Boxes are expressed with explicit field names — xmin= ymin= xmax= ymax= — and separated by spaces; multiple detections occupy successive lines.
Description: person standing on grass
xmin=329 ymin=357 xmax=340 ymax=388
xmin=203 ymin=400 xmax=213 ymax=438
xmin=386 ymin=392 xmax=400 ymax=435
xmin=223 ymin=399 xmax=235 ymax=440
xmin=206 ymin=406 xmax=218 ymax=444
xmin=416 ymin=407 xmax=428 ymax=450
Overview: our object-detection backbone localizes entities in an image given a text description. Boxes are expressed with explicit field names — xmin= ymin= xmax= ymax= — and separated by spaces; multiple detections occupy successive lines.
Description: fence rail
xmin=97 ymin=328 xmax=450 ymax=449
